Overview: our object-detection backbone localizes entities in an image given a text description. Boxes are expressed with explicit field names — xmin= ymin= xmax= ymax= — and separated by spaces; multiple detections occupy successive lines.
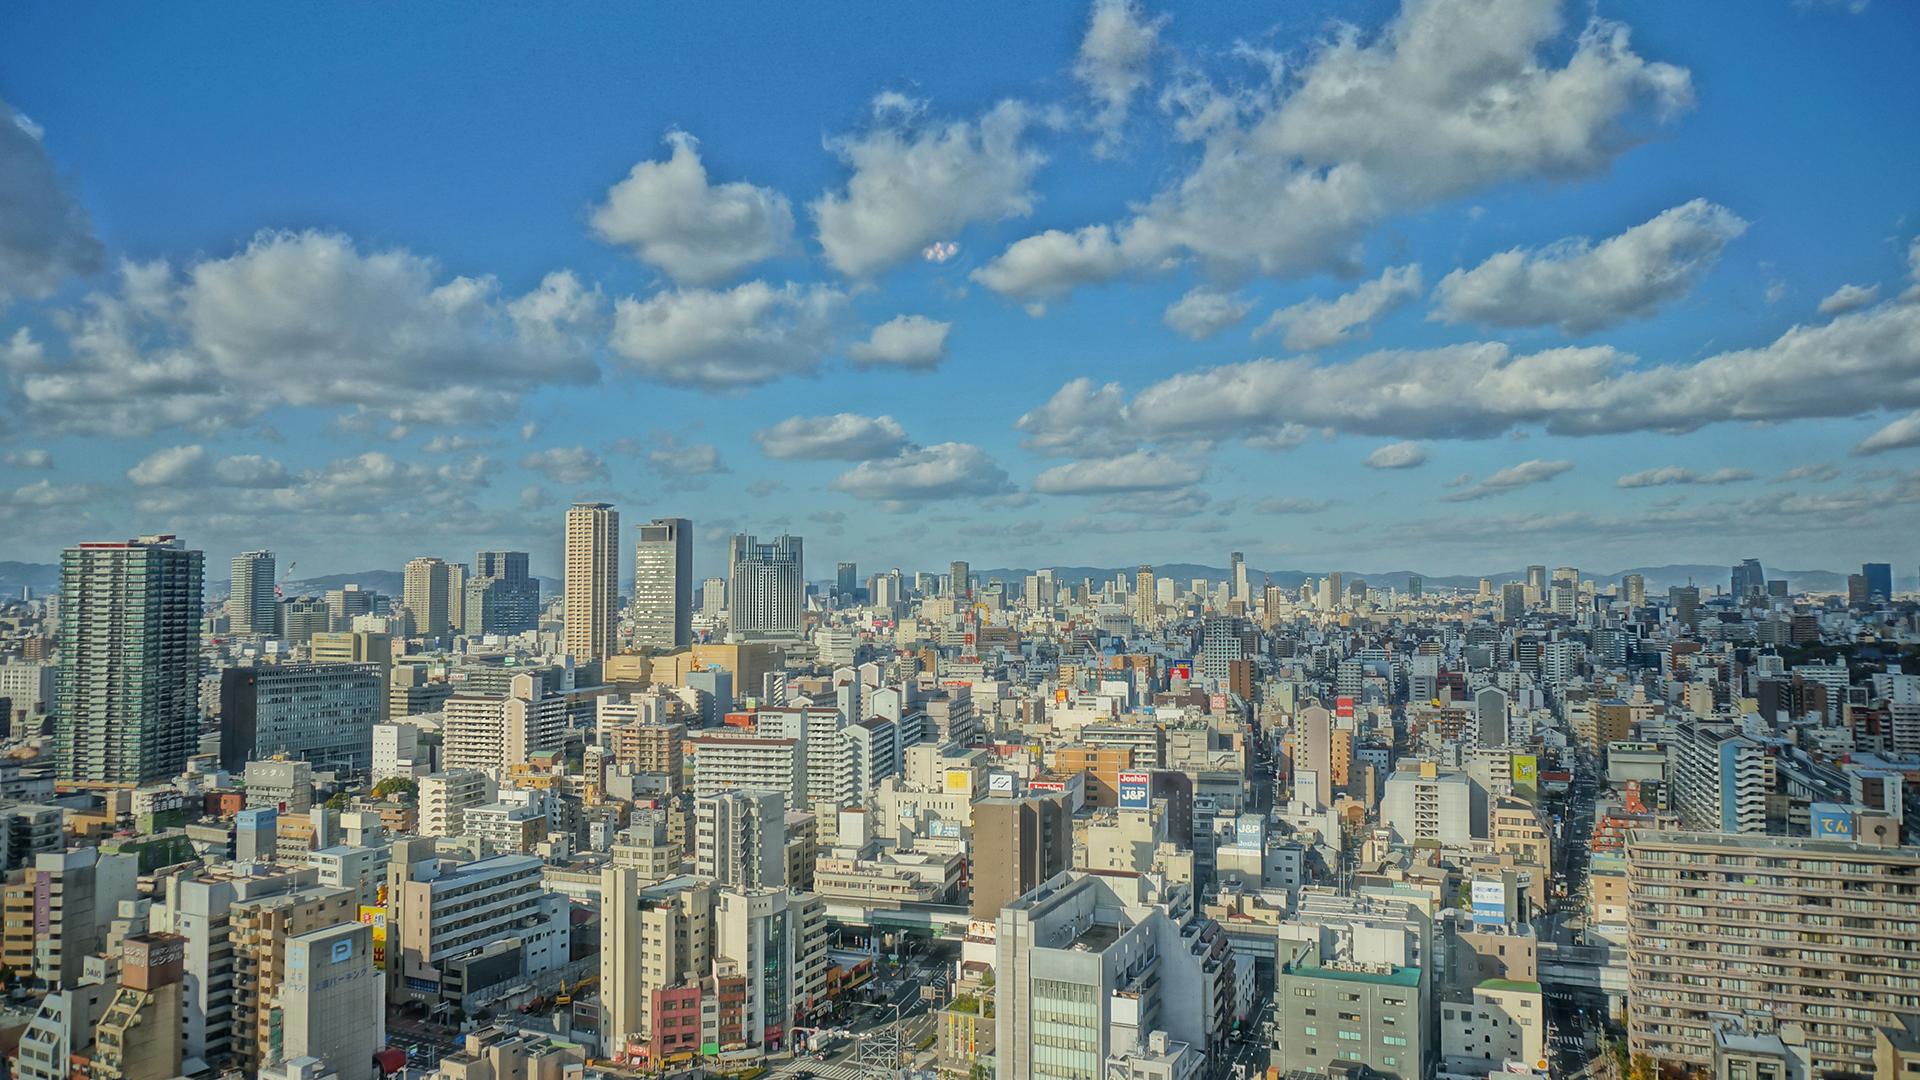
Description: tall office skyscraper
xmin=700 ymin=576 xmax=727 ymax=614
xmin=402 ymin=556 xmax=451 ymax=638
xmin=443 ymin=560 xmax=466 ymax=631
xmin=1501 ymin=582 xmax=1526 ymax=622
xmin=1670 ymin=584 xmax=1700 ymax=628
xmin=56 ymin=535 xmax=204 ymax=784
xmin=1230 ymin=550 xmax=1248 ymax=603
xmin=1622 ymin=572 xmax=1647 ymax=608
xmin=835 ymin=561 xmax=857 ymax=600
xmin=728 ymin=534 xmax=803 ymax=640
xmin=1134 ymin=565 xmax=1155 ymax=627
xmin=229 ymin=550 xmax=278 ymax=638
xmin=465 ymin=550 xmax=539 ymax=635
xmin=566 ymin=502 xmax=621 ymax=662
xmin=949 ymin=560 xmax=971 ymax=599
xmin=1731 ymin=558 xmax=1765 ymax=604
xmin=1525 ymin=564 xmax=1547 ymax=603
xmin=1864 ymin=562 xmax=1894 ymax=602
xmin=633 ymin=518 xmax=693 ymax=652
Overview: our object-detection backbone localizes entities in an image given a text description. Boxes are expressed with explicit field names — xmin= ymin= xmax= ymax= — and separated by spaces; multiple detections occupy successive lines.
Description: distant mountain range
xmin=0 ymin=564 xmax=560 ymax=600
xmin=0 ymin=561 xmax=60 ymax=597
xmin=2 ymin=559 xmax=1905 ymax=600
xmin=977 ymin=563 xmax=1909 ymax=596
xmin=258 ymin=571 xmax=565 ymax=600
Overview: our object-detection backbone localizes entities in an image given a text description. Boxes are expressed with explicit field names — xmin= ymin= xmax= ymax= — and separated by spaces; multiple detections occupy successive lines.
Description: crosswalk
xmin=773 ymin=1062 xmax=866 ymax=1080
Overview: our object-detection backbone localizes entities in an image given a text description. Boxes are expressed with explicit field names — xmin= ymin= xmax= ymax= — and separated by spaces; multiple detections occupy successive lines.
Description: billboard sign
xmin=1470 ymin=879 xmax=1507 ymax=926
xmin=359 ymin=906 xmax=387 ymax=966
xmin=1811 ymin=802 xmax=1854 ymax=838
xmin=1118 ymin=770 xmax=1151 ymax=810
xmin=1234 ymin=814 xmax=1263 ymax=849
xmin=1336 ymin=696 xmax=1355 ymax=719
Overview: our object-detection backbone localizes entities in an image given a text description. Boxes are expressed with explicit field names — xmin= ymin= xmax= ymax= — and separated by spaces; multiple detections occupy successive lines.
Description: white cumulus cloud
xmin=1258 ymin=496 xmax=1334 ymax=514
xmin=127 ymin=444 xmax=290 ymax=488
xmin=1817 ymin=283 xmax=1881 ymax=316
xmin=1014 ymin=377 xmax=1133 ymax=456
xmin=590 ymin=131 xmax=794 ymax=285
xmin=7 ymin=231 xmax=601 ymax=435
xmin=1854 ymin=411 xmax=1920 ymax=456
xmin=831 ymin=442 xmax=1013 ymax=503
xmin=1032 ymin=449 xmax=1194 ymax=494
xmin=609 ymin=280 xmax=843 ymax=390
xmin=1257 ymin=264 xmax=1422 ymax=349
xmin=519 ymin=446 xmax=608 ymax=484
xmin=970 ymin=224 xmax=1137 ymax=303
xmin=1075 ymin=0 xmax=1167 ymax=154
xmin=1432 ymin=200 xmax=1746 ymax=332
xmin=1441 ymin=458 xmax=1571 ymax=501
xmin=847 ymin=314 xmax=951 ymax=370
xmin=0 ymin=100 xmax=103 ymax=304
xmin=1020 ymin=296 xmax=1920 ymax=448
xmin=1363 ymin=441 xmax=1428 ymax=469
xmin=1616 ymin=465 xmax=1755 ymax=487
xmin=813 ymin=99 xmax=1044 ymax=277
xmin=754 ymin=413 xmax=910 ymax=461
xmin=980 ymin=0 xmax=1691 ymax=301
xmin=1 ymin=449 xmax=52 ymax=469
xmin=1162 ymin=286 xmax=1252 ymax=340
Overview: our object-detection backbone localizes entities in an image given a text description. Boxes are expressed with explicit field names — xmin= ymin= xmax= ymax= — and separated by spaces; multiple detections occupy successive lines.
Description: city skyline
xmin=3 ymin=1 xmax=1919 ymax=575
xmin=6 ymin=7 xmax=1920 ymax=1078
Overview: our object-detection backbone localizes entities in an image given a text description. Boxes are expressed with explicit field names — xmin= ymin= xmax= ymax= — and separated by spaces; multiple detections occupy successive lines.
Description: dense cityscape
xmin=0 ymin=530 xmax=1916 ymax=1080
xmin=4 ymin=1 xmax=1920 ymax=1079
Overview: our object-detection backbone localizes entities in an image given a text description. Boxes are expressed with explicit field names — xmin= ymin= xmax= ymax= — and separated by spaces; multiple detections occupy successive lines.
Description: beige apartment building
xmin=1626 ymin=828 xmax=1920 ymax=1075
xmin=229 ymin=886 xmax=358 ymax=1074
xmin=564 ymin=502 xmax=620 ymax=663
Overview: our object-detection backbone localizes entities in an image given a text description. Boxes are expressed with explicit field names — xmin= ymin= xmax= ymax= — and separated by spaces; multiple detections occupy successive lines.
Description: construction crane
xmin=274 ymin=560 xmax=298 ymax=599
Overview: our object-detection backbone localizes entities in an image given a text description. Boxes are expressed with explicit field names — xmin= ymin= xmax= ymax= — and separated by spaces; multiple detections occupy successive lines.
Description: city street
xmin=1225 ymin=997 xmax=1275 ymax=1078
xmin=385 ymin=1005 xmax=463 ymax=1072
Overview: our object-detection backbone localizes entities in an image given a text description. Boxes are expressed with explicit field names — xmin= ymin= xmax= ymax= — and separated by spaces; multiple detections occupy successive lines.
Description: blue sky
xmin=2 ymin=0 xmax=1918 ymax=582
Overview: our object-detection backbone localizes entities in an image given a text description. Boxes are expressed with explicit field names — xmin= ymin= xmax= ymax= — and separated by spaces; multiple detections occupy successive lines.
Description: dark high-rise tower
xmin=633 ymin=519 xmax=693 ymax=650
xmin=57 ymin=534 xmax=204 ymax=784
xmin=466 ymin=550 xmax=539 ymax=634
xmin=1864 ymin=562 xmax=1893 ymax=602
xmin=729 ymin=534 xmax=803 ymax=639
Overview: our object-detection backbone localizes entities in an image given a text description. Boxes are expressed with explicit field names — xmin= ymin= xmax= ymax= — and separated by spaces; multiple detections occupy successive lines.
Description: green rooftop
xmin=1285 ymin=962 xmax=1422 ymax=988
xmin=1477 ymin=979 xmax=1542 ymax=995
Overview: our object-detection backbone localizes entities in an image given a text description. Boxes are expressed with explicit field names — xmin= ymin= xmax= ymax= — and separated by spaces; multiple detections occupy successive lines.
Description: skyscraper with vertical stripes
xmin=228 ymin=549 xmax=277 ymax=638
xmin=56 ymin=534 xmax=204 ymax=784
xmin=632 ymin=518 xmax=692 ymax=652
xmin=565 ymin=502 xmax=620 ymax=661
